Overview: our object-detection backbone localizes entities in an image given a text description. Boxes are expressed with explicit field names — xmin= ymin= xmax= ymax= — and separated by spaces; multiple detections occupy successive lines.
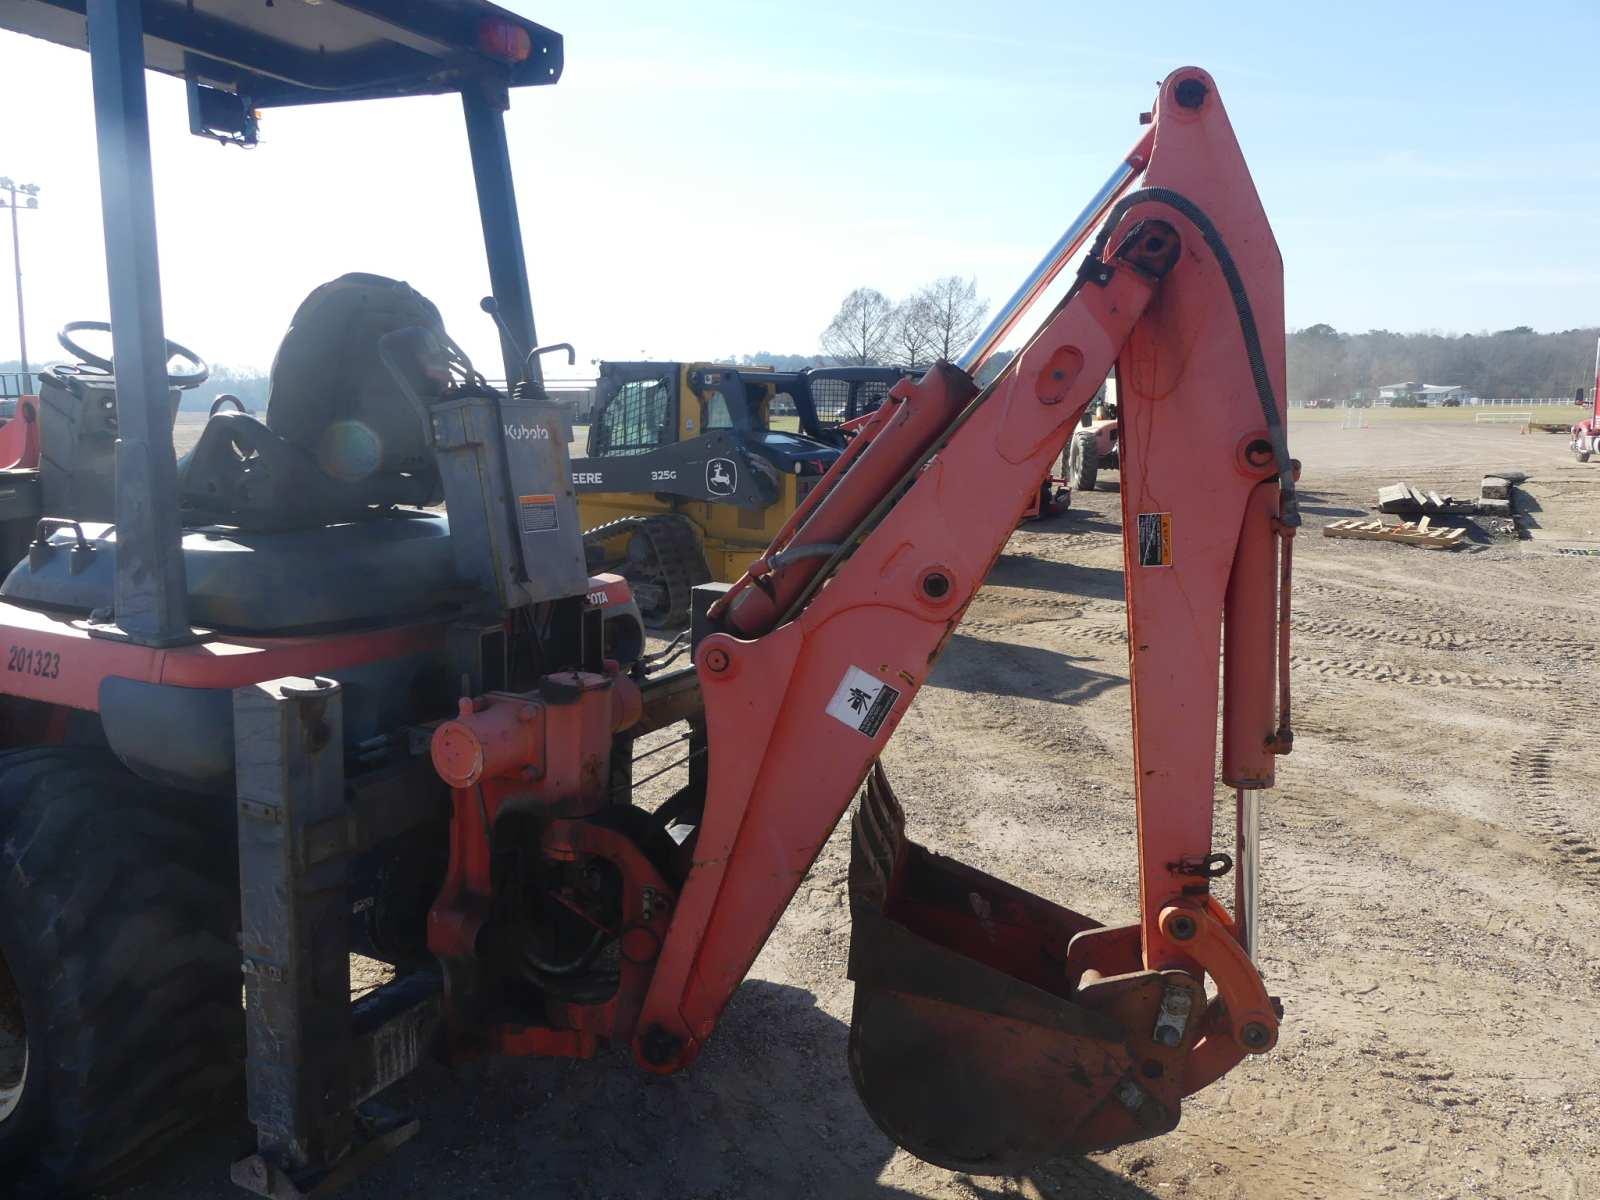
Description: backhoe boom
xmin=632 ymin=66 xmax=1293 ymax=1166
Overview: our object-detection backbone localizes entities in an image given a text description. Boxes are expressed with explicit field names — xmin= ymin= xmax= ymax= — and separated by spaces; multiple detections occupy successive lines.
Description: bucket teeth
xmin=850 ymin=762 xmax=904 ymax=906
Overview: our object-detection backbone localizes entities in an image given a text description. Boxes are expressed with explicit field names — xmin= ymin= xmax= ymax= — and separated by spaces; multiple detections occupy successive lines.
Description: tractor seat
xmin=1 ymin=512 xmax=466 ymax=635
xmin=178 ymin=409 xmax=437 ymax=531
xmin=4 ymin=275 xmax=474 ymax=631
xmin=177 ymin=273 xmax=447 ymax=530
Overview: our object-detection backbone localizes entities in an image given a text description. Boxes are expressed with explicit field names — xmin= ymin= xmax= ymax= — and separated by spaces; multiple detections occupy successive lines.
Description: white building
xmin=1376 ymin=382 xmax=1463 ymax=407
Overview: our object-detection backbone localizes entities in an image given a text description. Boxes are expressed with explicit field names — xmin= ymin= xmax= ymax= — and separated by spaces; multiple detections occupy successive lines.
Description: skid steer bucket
xmin=847 ymin=764 xmax=1208 ymax=1171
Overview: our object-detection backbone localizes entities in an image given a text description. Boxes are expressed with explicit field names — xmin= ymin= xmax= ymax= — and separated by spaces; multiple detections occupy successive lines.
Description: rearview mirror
xmin=187 ymin=80 xmax=258 ymax=147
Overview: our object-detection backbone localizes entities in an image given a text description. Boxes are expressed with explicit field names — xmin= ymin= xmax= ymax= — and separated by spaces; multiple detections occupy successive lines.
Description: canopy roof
xmin=3 ymin=0 xmax=562 ymax=106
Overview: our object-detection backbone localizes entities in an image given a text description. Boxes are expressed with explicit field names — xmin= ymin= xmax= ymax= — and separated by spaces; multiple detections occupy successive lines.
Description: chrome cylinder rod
xmin=955 ymin=138 xmax=1150 ymax=375
xmin=1236 ymin=786 xmax=1261 ymax=960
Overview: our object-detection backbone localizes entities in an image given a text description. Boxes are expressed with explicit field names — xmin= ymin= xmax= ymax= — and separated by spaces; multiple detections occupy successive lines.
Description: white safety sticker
xmin=826 ymin=665 xmax=902 ymax=737
xmin=518 ymin=493 xmax=559 ymax=533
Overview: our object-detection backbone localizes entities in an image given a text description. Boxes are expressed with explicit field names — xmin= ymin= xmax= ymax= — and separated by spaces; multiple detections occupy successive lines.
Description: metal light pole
xmin=0 ymin=178 xmax=40 ymax=377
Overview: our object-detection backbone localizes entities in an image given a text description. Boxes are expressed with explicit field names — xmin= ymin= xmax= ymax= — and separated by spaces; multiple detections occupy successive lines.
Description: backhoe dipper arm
xmin=635 ymin=68 xmax=1291 ymax=1156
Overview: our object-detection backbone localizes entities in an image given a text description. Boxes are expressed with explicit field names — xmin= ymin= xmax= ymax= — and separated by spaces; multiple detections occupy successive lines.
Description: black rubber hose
xmin=1086 ymin=186 xmax=1300 ymax=526
xmin=777 ymin=187 xmax=1299 ymax=625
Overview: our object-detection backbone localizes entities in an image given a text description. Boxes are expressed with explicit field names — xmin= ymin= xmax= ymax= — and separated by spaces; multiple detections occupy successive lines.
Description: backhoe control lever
xmin=514 ymin=343 xmax=577 ymax=401
xmin=480 ymin=295 xmax=530 ymax=373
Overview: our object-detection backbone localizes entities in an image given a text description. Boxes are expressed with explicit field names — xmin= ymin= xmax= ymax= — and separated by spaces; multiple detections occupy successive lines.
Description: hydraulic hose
xmin=778 ymin=186 xmax=1298 ymax=626
xmin=1084 ymin=187 xmax=1300 ymax=527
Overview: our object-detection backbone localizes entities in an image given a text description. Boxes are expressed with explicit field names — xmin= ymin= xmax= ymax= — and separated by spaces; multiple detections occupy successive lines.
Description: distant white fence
xmin=1474 ymin=410 xmax=1532 ymax=431
xmin=1473 ymin=397 xmax=1570 ymax=406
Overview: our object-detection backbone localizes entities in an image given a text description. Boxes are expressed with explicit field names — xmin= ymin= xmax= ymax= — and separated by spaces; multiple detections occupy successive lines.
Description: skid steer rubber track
xmin=582 ymin=513 xmax=711 ymax=629
xmin=0 ymin=748 xmax=241 ymax=1196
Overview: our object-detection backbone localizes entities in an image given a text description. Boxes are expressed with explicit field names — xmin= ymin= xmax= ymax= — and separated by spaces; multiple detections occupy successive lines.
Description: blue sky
xmin=1 ymin=0 xmax=1596 ymax=373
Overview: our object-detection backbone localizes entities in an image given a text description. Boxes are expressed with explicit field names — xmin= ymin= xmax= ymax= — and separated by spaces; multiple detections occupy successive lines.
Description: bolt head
xmin=704 ymin=647 xmax=730 ymax=673
xmin=1168 ymin=914 xmax=1197 ymax=941
xmin=1241 ymin=1021 xmax=1272 ymax=1050
xmin=639 ymin=1024 xmax=683 ymax=1066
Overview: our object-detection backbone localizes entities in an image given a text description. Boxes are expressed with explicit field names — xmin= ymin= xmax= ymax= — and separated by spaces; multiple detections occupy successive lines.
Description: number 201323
xmin=7 ymin=645 xmax=61 ymax=679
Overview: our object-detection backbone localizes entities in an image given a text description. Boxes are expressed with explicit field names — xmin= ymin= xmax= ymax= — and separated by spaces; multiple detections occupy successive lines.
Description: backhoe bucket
xmin=846 ymin=764 xmax=1206 ymax=1172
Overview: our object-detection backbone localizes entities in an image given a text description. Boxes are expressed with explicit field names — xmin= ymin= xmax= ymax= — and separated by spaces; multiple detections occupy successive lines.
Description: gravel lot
xmin=119 ymin=413 xmax=1598 ymax=1200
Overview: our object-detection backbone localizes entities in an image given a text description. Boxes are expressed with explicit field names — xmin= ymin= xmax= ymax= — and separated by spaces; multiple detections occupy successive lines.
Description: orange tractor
xmin=0 ymin=4 xmax=1295 ymax=1195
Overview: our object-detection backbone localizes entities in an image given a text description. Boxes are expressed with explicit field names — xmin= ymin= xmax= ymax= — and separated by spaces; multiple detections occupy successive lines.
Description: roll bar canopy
xmin=2 ymin=1 xmax=561 ymax=647
xmin=3 ymin=1 xmax=562 ymax=106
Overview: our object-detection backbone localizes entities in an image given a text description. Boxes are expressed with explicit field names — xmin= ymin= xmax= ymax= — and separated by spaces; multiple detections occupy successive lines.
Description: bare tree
xmin=891 ymin=294 xmax=937 ymax=368
xmin=820 ymin=287 xmax=894 ymax=365
xmin=916 ymin=276 xmax=987 ymax=362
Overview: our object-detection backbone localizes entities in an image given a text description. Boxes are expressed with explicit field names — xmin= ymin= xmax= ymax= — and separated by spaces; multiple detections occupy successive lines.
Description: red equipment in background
xmin=1572 ymin=336 xmax=1599 ymax=462
xmin=0 ymin=394 xmax=38 ymax=470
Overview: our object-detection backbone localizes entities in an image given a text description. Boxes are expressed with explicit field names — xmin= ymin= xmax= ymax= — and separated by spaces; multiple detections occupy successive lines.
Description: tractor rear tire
xmin=1067 ymin=431 xmax=1099 ymax=493
xmin=0 ymin=748 xmax=242 ymax=1195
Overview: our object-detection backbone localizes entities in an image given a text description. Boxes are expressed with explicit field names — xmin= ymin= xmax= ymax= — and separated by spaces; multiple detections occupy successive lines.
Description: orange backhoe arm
xmin=634 ymin=67 xmax=1293 ymax=1164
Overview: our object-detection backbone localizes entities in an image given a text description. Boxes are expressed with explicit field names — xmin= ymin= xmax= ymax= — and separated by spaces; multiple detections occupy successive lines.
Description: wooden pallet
xmin=1322 ymin=517 xmax=1467 ymax=550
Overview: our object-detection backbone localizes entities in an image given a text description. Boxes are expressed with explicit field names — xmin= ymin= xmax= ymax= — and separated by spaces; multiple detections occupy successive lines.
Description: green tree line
xmin=1287 ymin=325 xmax=1598 ymax=404
xmin=10 ymin=321 xmax=1598 ymax=412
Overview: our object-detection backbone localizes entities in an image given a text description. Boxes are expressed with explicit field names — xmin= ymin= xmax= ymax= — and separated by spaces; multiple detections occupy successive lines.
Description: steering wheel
xmin=57 ymin=320 xmax=210 ymax=389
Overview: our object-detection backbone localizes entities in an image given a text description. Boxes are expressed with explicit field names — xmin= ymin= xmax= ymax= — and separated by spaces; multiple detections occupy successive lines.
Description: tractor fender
xmin=98 ymin=647 xmax=457 ymax=795
xmin=99 ymin=678 xmax=235 ymax=795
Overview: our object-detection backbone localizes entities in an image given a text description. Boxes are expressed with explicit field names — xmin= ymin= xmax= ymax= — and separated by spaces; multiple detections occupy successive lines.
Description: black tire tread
xmin=1068 ymin=430 xmax=1100 ymax=492
xmin=0 ymin=747 xmax=241 ymax=1194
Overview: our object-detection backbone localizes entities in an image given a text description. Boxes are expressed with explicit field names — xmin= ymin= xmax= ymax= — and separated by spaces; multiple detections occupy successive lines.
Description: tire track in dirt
xmin=1510 ymin=745 xmax=1600 ymax=890
xmin=967 ymin=591 xmax=1123 ymax=617
xmin=1011 ymin=528 xmax=1126 ymax=553
xmin=1289 ymin=655 xmax=1558 ymax=690
xmin=1297 ymin=579 xmax=1600 ymax=663
xmin=1294 ymin=615 xmax=1472 ymax=650
xmin=1170 ymin=1132 xmax=1368 ymax=1200
xmin=1369 ymin=1044 xmax=1480 ymax=1110
xmin=964 ymin=617 xmax=1129 ymax=646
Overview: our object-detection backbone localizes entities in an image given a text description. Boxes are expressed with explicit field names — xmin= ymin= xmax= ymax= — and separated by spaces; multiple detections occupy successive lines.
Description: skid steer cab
xmin=573 ymin=362 xmax=909 ymax=626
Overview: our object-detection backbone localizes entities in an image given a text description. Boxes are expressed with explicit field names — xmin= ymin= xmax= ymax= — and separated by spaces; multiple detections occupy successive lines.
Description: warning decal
xmin=825 ymin=666 xmax=902 ymax=738
xmin=518 ymin=493 xmax=559 ymax=534
xmin=1137 ymin=512 xmax=1172 ymax=567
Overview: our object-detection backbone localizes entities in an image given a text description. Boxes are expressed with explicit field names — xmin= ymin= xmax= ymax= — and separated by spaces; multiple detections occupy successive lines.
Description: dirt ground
xmin=116 ymin=415 xmax=1599 ymax=1200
